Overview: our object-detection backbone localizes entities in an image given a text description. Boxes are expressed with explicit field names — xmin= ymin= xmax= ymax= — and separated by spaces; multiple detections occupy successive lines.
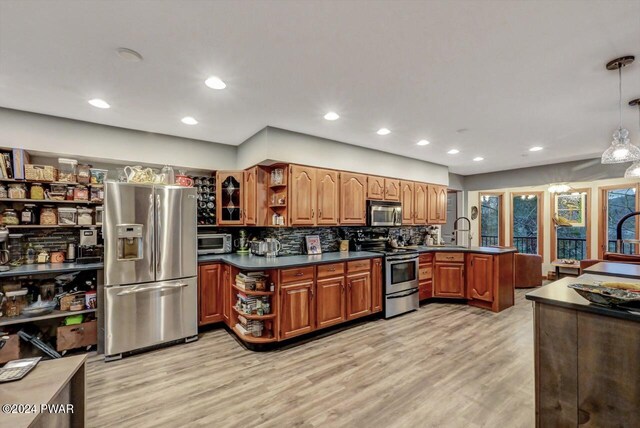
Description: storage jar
xmin=77 ymin=164 xmax=91 ymax=184
xmin=58 ymin=207 xmax=77 ymax=225
xmin=58 ymin=158 xmax=78 ymax=183
xmin=90 ymin=168 xmax=108 ymax=184
xmin=0 ymin=184 xmax=7 ymax=199
xmin=90 ymin=186 xmax=104 ymax=202
xmin=1 ymin=209 xmax=19 ymax=225
xmin=20 ymin=204 xmax=37 ymax=225
xmin=29 ymin=183 xmax=45 ymax=200
xmin=77 ymin=207 xmax=93 ymax=225
xmin=73 ymin=185 xmax=89 ymax=201
xmin=40 ymin=205 xmax=58 ymax=225
xmin=8 ymin=183 xmax=27 ymax=199
xmin=48 ymin=184 xmax=66 ymax=201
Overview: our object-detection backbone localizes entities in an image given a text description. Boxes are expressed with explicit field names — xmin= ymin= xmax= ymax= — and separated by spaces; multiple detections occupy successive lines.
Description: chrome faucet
xmin=452 ymin=217 xmax=473 ymax=248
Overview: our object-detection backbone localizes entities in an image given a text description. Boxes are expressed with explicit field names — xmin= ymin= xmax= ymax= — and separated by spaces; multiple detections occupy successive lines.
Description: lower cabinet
xmin=347 ymin=271 xmax=372 ymax=320
xmin=467 ymin=252 xmax=514 ymax=312
xmin=316 ymin=276 xmax=346 ymax=329
xmin=222 ymin=264 xmax=231 ymax=325
xmin=418 ymin=253 xmax=434 ymax=300
xmin=371 ymin=258 xmax=383 ymax=313
xmin=434 ymin=262 xmax=465 ymax=298
xmin=280 ymin=281 xmax=315 ymax=340
xmin=198 ymin=263 xmax=222 ymax=325
xmin=467 ymin=254 xmax=494 ymax=302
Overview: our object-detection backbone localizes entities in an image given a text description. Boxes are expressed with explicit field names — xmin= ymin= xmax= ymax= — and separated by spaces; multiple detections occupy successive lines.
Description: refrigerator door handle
xmin=155 ymin=192 xmax=161 ymax=280
xmin=116 ymin=282 xmax=188 ymax=296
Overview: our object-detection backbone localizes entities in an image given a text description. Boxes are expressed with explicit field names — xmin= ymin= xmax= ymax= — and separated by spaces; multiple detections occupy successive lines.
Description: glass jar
xmin=48 ymin=184 xmax=66 ymax=201
xmin=58 ymin=158 xmax=78 ymax=183
xmin=8 ymin=183 xmax=27 ymax=199
xmin=1 ymin=208 xmax=19 ymax=225
xmin=20 ymin=204 xmax=37 ymax=225
xmin=66 ymin=186 xmax=75 ymax=201
xmin=25 ymin=243 xmax=36 ymax=264
xmin=90 ymin=168 xmax=108 ymax=184
xmin=40 ymin=205 xmax=57 ymax=225
xmin=90 ymin=186 xmax=104 ymax=202
xmin=0 ymin=184 xmax=7 ymax=199
xmin=30 ymin=183 xmax=45 ymax=200
xmin=77 ymin=207 xmax=93 ymax=225
xmin=77 ymin=164 xmax=91 ymax=184
xmin=73 ymin=185 xmax=89 ymax=201
xmin=58 ymin=207 xmax=77 ymax=225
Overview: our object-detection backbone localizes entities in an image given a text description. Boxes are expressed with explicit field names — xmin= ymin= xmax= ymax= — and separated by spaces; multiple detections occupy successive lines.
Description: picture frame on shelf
xmin=305 ymin=235 xmax=322 ymax=255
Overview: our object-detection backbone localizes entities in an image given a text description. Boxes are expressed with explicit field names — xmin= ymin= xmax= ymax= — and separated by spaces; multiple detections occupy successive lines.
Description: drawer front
xmin=281 ymin=266 xmax=315 ymax=284
xmin=56 ymin=321 xmax=98 ymax=352
xmin=419 ymin=253 xmax=434 ymax=264
xmin=347 ymin=259 xmax=371 ymax=273
xmin=435 ymin=252 xmax=465 ymax=263
xmin=419 ymin=266 xmax=433 ymax=280
xmin=317 ymin=262 xmax=345 ymax=278
xmin=419 ymin=280 xmax=433 ymax=300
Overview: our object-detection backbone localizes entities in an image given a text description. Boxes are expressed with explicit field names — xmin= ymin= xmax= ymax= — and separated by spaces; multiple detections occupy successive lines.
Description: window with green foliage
xmin=512 ymin=194 xmax=540 ymax=254
xmin=555 ymin=193 xmax=588 ymax=260
xmin=604 ymin=187 xmax=637 ymax=254
xmin=480 ymin=195 xmax=501 ymax=246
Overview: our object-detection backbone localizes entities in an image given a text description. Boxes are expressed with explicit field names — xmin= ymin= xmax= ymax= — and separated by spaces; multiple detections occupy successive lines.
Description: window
xmin=479 ymin=193 xmax=504 ymax=246
xmin=599 ymin=185 xmax=639 ymax=257
xmin=551 ymin=190 xmax=590 ymax=261
xmin=511 ymin=192 xmax=543 ymax=256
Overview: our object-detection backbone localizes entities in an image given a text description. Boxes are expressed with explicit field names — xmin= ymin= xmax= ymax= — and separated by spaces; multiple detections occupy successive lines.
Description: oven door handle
xmin=387 ymin=288 xmax=419 ymax=299
xmin=387 ymin=256 xmax=419 ymax=263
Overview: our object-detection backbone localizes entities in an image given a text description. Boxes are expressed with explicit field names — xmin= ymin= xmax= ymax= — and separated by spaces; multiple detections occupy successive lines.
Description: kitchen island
xmin=526 ymin=276 xmax=640 ymax=426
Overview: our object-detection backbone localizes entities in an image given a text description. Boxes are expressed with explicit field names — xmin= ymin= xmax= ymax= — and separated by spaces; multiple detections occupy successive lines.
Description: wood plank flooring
xmin=86 ymin=290 xmax=535 ymax=428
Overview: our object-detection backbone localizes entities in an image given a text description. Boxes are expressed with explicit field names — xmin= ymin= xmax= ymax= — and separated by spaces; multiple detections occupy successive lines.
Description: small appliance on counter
xmin=250 ymin=238 xmax=282 ymax=257
xmin=235 ymin=229 xmax=250 ymax=254
xmin=77 ymin=245 xmax=103 ymax=264
xmin=197 ymin=233 xmax=232 ymax=254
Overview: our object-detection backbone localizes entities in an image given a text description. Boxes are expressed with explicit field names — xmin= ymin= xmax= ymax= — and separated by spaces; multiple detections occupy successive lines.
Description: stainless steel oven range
xmin=383 ymin=249 xmax=419 ymax=318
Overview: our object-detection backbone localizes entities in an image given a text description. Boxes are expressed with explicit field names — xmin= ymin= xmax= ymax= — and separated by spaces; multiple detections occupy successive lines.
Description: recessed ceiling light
xmin=205 ymin=76 xmax=226 ymax=90
xmin=181 ymin=116 xmax=198 ymax=125
xmin=88 ymin=99 xmax=110 ymax=109
xmin=377 ymin=128 xmax=391 ymax=135
xmin=417 ymin=140 xmax=430 ymax=146
xmin=447 ymin=149 xmax=460 ymax=154
xmin=473 ymin=156 xmax=484 ymax=161
xmin=116 ymin=47 xmax=143 ymax=62
xmin=529 ymin=146 xmax=543 ymax=152
xmin=324 ymin=112 xmax=339 ymax=121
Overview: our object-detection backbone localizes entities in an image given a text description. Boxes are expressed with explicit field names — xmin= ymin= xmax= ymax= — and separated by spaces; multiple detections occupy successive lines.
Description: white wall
xmin=467 ymin=176 xmax=640 ymax=274
xmin=0 ymin=108 xmax=236 ymax=170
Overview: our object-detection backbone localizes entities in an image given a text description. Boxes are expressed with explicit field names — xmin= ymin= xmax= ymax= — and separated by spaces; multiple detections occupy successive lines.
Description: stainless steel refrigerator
xmin=102 ymin=182 xmax=198 ymax=360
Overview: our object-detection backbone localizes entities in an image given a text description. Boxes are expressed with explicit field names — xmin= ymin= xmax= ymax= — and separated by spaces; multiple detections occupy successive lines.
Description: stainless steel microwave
xmin=367 ymin=201 xmax=402 ymax=227
xmin=197 ymin=233 xmax=232 ymax=254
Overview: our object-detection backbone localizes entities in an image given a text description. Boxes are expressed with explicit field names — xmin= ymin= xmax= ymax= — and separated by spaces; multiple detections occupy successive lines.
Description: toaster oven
xmin=197 ymin=233 xmax=232 ymax=254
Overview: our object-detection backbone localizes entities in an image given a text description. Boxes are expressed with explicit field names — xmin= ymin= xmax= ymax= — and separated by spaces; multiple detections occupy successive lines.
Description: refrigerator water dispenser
xmin=116 ymin=224 xmax=144 ymax=260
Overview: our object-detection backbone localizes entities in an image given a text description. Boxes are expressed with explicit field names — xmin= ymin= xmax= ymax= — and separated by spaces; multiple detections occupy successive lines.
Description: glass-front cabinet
xmin=216 ymin=171 xmax=244 ymax=225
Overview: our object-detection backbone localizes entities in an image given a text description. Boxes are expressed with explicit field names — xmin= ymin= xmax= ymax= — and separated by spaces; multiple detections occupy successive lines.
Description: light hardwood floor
xmin=87 ymin=290 xmax=535 ymax=428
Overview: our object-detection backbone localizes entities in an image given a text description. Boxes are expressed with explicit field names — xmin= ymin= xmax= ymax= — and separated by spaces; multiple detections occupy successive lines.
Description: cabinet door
xmin=371 ymin=258 xmax=383 ymax=313
xmin=419 ymin=280 xmax=433 ymax=300
xmin=198 ymin=263 xmax=222 ymax=325
xmin=316 ymin=169 xmax=339 ymax=225
xmin=414 ymin=182 xmax=428 ymax=224
xmin=222 ymin=264 xmax=231 ymax=325
xmin=347 ymin=272 xmax=372 ymax=320
xmin=438 ymin=186 xmax=448 ymax=223
xmin=290 ymin=165 xmax=316 ymax=226
xmin=367 ymin=176 xmax=385 ymax=200
xmin=340 ymin=172 xmax=367 ymax=225
xmin=280 ymin=281 xmax=315 ymax=339
xmin=243 ymin=167 xmax=257 ymax=226
xmin=434 ymin=262 xmax=465 ymax=298
xmin=427 ymin=185 xmax=439 ymax=224
xmin=384 ymin=179 xmax=401 ymax=201
xmin=216 ymin=171 xmax=244 ymax=225
xmin=316 ymin=276 xmax=346 ymax=329
xmin=467 ymin=254 xmax=494 ymax=302
xmin=400 ymin=181 xmax=415 ymax=224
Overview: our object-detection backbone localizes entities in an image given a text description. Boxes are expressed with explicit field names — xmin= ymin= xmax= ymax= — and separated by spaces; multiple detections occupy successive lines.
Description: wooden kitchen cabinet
xmin=340 ymin=172 xmax=367 ymax=225
xmin=222 ymin=264 xmax=231 ymax=325
xmin=467 ymin=252 xmax=514 ymax=312
xmin=467 ymin=254 xmax=494 ymax=303
xmin=289 ymin=164 xmax=316 ymax=226
xmin=384 ymin=179 xmax=401 ymax=201
xmin=243 ymin=167 xmax=257 ymax=225
xmin=216 ymin=171 xmax=245 ymax=225
xmin=434 ymin=261 xmax=465 ymax=298
xmin=437 ymin=186 xmax=448 ymax=223
xmin=280 ymin=281 xmax=316 ymax=339
xmin=316 ymin=168 xmax=339 ymax=225
xmin=400 ymin=181 xmax=415 ymax=224
xmin=198 ymin=263 xmax=222 ymax=325
xmin=346 ymin=271 xmax=372 ymax=320
xmin=316 ymin=276 xmax=346 ymax=329
xmin=427 ymin=185 xmax=448 ymax=224
xmin=371 ymin=258 xmax=383 ymax=313
xmin=418 ymin=253 xmax=433 ymax=300
xmin=414 ymin=182 xmax=428 ymax=224
xmin=367 ymin=176 xmax=385 ymax=200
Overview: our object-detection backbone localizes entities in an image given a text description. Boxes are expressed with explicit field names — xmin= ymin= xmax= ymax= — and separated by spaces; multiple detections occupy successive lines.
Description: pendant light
xmin=624 ymin=98 xmax=640 ymax=178
xmin=601 ymin=56 xmax=640 ymax=164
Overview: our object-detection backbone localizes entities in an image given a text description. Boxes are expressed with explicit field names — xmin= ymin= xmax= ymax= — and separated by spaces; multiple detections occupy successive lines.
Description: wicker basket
xmin=25 ymin=164 xmax=57 ymax=182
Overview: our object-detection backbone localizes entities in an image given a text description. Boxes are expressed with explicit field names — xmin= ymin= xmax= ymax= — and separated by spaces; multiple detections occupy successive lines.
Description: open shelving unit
xmin=230 ymin=268 xmax=279 ymax=344
xmin=0 ymin=308 xmax=96 ymax=328
xmin=265 ymin=163 xmax=288 ymax=227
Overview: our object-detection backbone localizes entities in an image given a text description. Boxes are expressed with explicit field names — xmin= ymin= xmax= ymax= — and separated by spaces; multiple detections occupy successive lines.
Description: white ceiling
xmin=1 ymin=0 xmax=639 ymax=175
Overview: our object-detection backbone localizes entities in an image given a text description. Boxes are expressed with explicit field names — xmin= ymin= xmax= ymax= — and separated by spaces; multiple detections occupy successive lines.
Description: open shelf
xmin=232 ymin=284 xmax=274 ymax=296
xmin=231 ymin=325 xmax=276 ymax=343
xmin=0 ymin=308 xmax=96 ymax=328
xmin=0 ymin=198 xmax=102 ymax=205
xmin=5 ymin=225 xmax=99 ymax=229
xmin=232 ymin=306 xmax=276 ymax=320
xmin=269 ymin=204 xmax=286 ymax=209
xmin=0 ymin=178 xmax=104 ymax=187
xmin=269 ymin=183 xmax=287 ymax=189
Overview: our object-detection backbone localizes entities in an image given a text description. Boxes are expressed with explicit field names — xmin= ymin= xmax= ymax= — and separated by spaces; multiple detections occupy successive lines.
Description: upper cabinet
xmin=367 ymin=176 xmax=385 ymax=200
xmin=289 ymin=165 xmax=316 ymax=226
xmin=340 ymin=172 xmax=367 ymax=225
xmin=428 ymin=184 xmax=447 ymax=225
xmin=316 ymin=169 xmax=340 ymax=225
xmin=243 ymin=167 xmax=257 ymax=226
xmin=400 ymin=181 xmax=415 ymax=224
xmin=414 ymin=182 xmax=428 ymax=224
xmin=384 ymin=179 xmax=401 ymax=202
xmin=216 ymin=171 xmax=244 ymax=225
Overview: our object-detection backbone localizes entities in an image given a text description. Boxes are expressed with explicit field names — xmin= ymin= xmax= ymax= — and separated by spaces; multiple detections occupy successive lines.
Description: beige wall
xmin=467 ymin=176 xmax=640 ymax=274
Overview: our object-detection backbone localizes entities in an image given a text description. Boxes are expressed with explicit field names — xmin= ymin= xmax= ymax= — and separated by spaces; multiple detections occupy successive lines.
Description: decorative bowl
xmin=568 ymin=283 xmax=640 ymax=308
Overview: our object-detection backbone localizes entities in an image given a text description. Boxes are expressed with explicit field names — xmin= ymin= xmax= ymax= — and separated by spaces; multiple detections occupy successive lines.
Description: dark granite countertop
xmin=583 ymin=262 xmax=640 ymax=279
xmin=0 ymin=262 xmax=104 ymax=278
xmin=414 ymin=245 xmax=518 ymax=255
xmin=198 ymin=251 xmax=381 ymax=270
xmin=525 ymin=275 xmax=640 ymax=322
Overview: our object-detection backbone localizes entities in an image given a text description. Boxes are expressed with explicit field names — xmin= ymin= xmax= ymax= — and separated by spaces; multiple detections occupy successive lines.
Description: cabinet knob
xmin=312 ymin=209 xmax=315 ymax=218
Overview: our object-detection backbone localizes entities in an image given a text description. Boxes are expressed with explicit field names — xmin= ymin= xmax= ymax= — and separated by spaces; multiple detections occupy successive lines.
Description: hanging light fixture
xmin=602 ymin=56 xmax=640 ymax=164
xmin=548 ymin=183 xmax=572 ymax=194
xmin=625 ymin=98 xmax=640 ymax=177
